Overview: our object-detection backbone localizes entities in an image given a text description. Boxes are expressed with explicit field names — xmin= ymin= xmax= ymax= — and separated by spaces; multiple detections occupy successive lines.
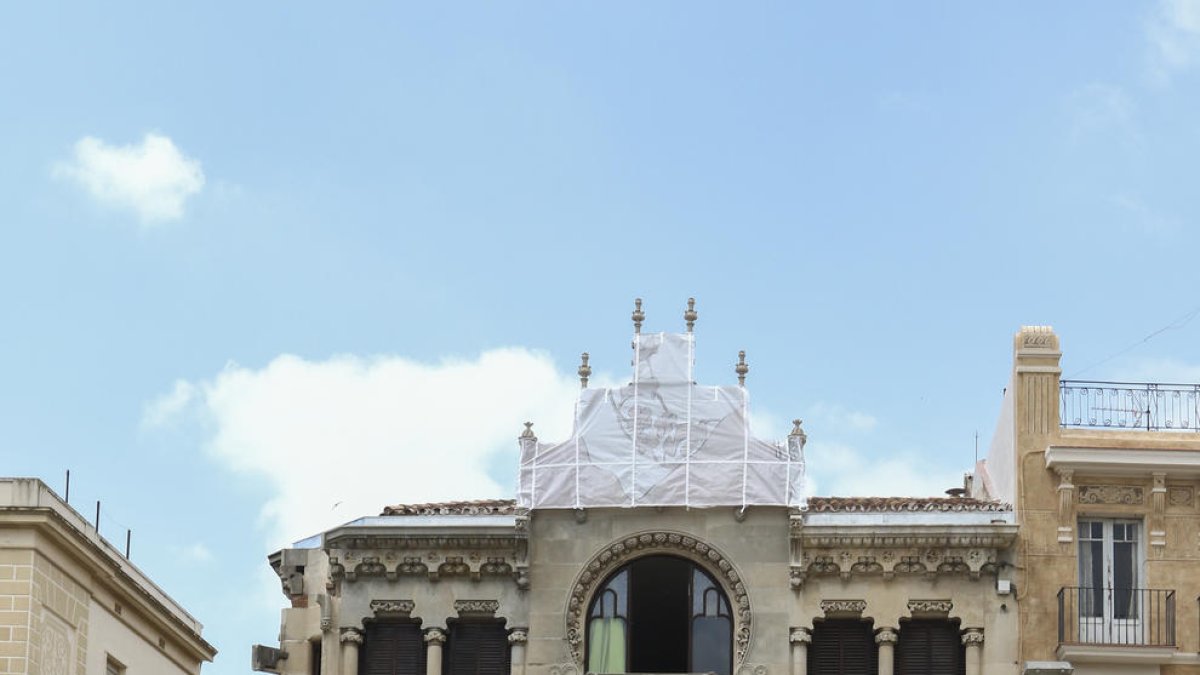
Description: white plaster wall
xmin=86 ymin=598 xmax=193 ymax=675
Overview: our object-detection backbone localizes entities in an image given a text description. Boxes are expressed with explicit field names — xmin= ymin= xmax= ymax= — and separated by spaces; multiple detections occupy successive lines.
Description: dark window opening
xmin=446 ymin=619 xmax=509 ymax=675
xmin=585 ymin=555 xmax=732 ymax=675
xmin=895 ymin=619 xmax=964 ymax=675
xmin=361 ymin=620 xmax=425 ymax=675
xmin=311 ymin=639 xmax=322 ymax=675
xmin=807 ymin=618 xmax=876 ymax=675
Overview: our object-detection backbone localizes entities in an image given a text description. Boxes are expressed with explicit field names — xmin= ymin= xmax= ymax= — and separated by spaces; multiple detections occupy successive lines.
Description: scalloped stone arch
xmin=564 ymin=530 xmax=752 ymax=669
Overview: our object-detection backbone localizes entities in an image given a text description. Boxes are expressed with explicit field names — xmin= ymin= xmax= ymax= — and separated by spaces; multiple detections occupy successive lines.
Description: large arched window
xmin=586 ymin=555 xmax=733 ymax=675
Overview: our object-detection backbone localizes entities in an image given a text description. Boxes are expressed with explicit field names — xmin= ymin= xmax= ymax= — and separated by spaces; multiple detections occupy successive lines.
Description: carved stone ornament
xmin=340 ymin=628 xmax=364 ymax=645
xmin=370 ymin=599 xmax=415 ymax=615
xmin=508 ymin=628 xmax=528 ymax=644
xmin=908 ymin=599 xmax=953 ymax=615
xmin=455 ymin=599 xmax=500 ymax=615
xmin=1168 ymin=487 xmax=1194 ymax=507
xmin=424 ymin=628 xmax=447 ymax=645
xmin=549 ymin=663 xmax=579 ymax=675
xmin=789 ymin=628 xmax=811 ymax=645
xmin=566 ymin=531 xmax=751 ymax=670
xmin=820 ymin=599 xmax=867 ymax=616
xmin=961 ymin=628 xmax=985 ymax=646
xmin=1078 ymin=485 xmax=1144 ymax=505
xmin=736 ymin=664 xmax=768 ymax=675
xmin=874 ymin=628 xmax=898 ymax=645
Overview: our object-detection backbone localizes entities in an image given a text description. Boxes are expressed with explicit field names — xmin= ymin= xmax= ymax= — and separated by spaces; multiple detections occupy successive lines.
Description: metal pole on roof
xmin=65 ymin=470 xmax=70 ymax=504
xmin=94 ymin=501 xmax=101 ymax=531
xmin=125 ymin=529 xmax=131 ymax=559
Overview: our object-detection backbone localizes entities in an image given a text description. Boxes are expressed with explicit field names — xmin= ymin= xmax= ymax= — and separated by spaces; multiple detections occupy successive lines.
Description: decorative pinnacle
xmin=789 ymin=419 xmax=807 ymax=452
xmin=631 ymin=298 xmax=645 ymax=334
xmin=578 ymin=352 xmax=592 ymax=388
xmin=684 ymin=297 xmax=698 ymax=332
xmin=790 ymin=419 xmax=804 ymax=436
xmin=519 ymin=422 xmax=536 ymax=440
xmin=735 ymin=350 xmax=749 ymax=386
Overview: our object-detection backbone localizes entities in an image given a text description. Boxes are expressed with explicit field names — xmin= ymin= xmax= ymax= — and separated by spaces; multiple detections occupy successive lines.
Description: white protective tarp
xmin=517 ymin=332 xmax=805 ymax=509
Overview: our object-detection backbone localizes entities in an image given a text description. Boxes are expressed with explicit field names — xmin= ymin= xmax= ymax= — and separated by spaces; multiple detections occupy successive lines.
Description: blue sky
xmin=4 ymin=2 xmax=1200 ymax=672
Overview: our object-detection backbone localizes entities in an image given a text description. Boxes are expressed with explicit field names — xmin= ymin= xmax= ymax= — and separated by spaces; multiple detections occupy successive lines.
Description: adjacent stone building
xmin=255 ymin=301 xmax=1019 ymax=675
xmin=0 ymin=477 xmax=216 ymax=675
xmin=976 ymin=327 xmax=1200 ymax=675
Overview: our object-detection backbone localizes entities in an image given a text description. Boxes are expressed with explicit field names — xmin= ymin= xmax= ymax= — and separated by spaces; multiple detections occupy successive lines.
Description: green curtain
xmin=587 ymin=618 xmax=627 ymax=674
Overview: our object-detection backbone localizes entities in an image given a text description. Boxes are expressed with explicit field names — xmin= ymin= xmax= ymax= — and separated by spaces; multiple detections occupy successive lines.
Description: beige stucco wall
xmin=87 ymin=598 xmax=193 ymax=675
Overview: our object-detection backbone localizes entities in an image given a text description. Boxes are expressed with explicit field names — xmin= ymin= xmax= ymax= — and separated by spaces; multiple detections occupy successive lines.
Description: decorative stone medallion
xmin=1168 ymin=487 xmax=1194 ymax=507
xmin=1077 ymin=485 xmax=1144 ymax=505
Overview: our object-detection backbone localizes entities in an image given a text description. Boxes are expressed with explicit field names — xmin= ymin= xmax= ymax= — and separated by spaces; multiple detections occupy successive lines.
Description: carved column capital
xmin=875 ymin=627 xmax=899 ymax=645
xmin=424 ymin=627 xmax=448 ymax=645
xmin=789 ymin=627 xmax=811 ymax=645
xmin=962 ymin=628 xmax=985 ymax=646
xmin=340 ymin=628 xmax=364 ymax=645
xmin=508 ymin=628 xmax=529 ymax=644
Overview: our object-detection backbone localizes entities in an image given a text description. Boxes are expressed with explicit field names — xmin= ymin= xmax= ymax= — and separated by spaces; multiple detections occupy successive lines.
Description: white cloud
xmin=805 ymin=441 xmax=964 ymax=498
xmin=55 ymin=132 xmax=204 ymax=224
xmin=147 ymin=349 xmax=582 ymax=550
xmin=1147 ymin=0 xmax=1200 ymax=83
xmin=804 ymin=402 xmax=878 ymax=433
xmin=175 ymin=542 xmax=214 ymax=564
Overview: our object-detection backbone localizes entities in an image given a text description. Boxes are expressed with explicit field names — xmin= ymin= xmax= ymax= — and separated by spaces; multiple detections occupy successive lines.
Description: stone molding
xmin=1077 ymin=485 xmax=1144 ymax=505
xmin=424 ymin=628 xmax=447 ymax=645
xmin=454 ymin=600 xmax=500 ymax=616
xmin=370 ymin=600 xmax=415 ymax=616
xmin=820 ymin=599 xmax=867 ymax=616
xmin=908 ymin=599 xmax=953 ymax=615
xmin=791 ymin=546 xmax=1004 ymax=588
xmin=565 ymin=531 xmax=751 ymax=670
xmin=340 ymin=628 xmax=363 ymax=645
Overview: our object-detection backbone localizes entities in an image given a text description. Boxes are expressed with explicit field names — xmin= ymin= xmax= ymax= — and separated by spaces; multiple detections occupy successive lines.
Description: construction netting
xmin=517 ymin=332 xmax=805 ymax=509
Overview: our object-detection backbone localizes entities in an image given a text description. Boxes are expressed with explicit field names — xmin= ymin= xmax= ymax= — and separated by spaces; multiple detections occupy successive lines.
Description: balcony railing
xmin=1058 ymin=587 xmax=1176 ymax=647
xmin=1060 ymin=380 xmax=1200 ymax=431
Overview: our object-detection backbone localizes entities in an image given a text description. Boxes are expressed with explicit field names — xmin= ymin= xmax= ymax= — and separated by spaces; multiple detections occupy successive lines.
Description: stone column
xmin=508 ymin=628 xmax=528 ymax=675
xmin=340 ymin=628 xmax=363 ymax=675
xmin=789 ymin=627 xmax=811 ymax=675
xmin=425 ymin=627 xmax=447 ymax=675
xmin=962 ymin=628 xmax=984 ymax=675
xmin=875 ymin=627 xmax=898 ymax=675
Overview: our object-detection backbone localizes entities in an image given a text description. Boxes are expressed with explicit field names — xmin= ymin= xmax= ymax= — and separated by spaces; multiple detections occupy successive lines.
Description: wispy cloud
xmin=55 ymin=132 xmax=204 ymax=224
xmin=805 ymin=441 xmax=964 ymax=498
xmin=146 ymin=349 xmax=582 ymax=550
xmin=1147 ymin=0 xmax=1200 ymax=84
xmin=805 ymin=402 xmax=878 ymax=433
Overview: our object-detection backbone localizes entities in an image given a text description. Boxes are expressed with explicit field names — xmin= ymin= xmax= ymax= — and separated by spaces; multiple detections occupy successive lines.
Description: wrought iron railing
xmin=1058 ymin=587 xmax=1175 ymax=646
xmin=1060 ymin=380 xmax=1200 ymax=431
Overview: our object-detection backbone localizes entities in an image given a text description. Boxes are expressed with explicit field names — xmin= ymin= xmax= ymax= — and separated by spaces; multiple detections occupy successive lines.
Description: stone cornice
xmin=797 ymin=524 xmax=1018 ymax=550
xmin=1046 ymin=444 xmax=1200 ymax=478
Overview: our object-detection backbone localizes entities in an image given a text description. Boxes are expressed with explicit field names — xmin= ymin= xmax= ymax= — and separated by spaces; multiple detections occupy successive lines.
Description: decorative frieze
xmin=1168 ymin=486 xmax=1194 ymax=507
xmin=820 ymin=599 xmax=867 ymax=616
xmin=791 ymin=546 xmax=1001 ymax=587
xmin=370 ymin=600 xmax=415 ymax=616
xmin=1077 ymin=485 xmax=1144 ymax=505
xmin=908 ymin=599 xmax=953 ymax=615
xmin=454 ymin=600 xmax=500 ymax=616
xmin=566 ymin=531 xmax=751 ymax=671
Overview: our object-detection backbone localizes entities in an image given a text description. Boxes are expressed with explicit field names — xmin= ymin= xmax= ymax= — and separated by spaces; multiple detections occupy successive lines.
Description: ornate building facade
xmin=255 ymin=301 xmax=1020 ymax=675
xmin=976 ymin=327 xmax=1200 ymax=675
xmin=0 ymin=477 xmax=216 ymax=675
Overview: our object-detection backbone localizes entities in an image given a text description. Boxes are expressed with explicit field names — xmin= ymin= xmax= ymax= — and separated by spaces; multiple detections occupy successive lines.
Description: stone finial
xmin=736 ymin=350 xmax=749 ymax=386
xmin=684 ymin=297 xmax=698 ymax=332
xmin=520 ymin=422 xmax=536 ymax=441
xmin=578 ymin=352 xmax=592 ymax=388
xmin=791 ymin=419 xmax=807 ymax=442
xmin=632 ymin=298 xmax=645 ymax=334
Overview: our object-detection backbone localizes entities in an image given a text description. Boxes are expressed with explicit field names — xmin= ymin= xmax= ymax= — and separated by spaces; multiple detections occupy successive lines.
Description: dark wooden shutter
xmin=895 ymin=620 xmax=963 ymax=675
xmin=362 ymin=621 xmax=426 ymax=675
xmin=807 ymin=619 xmax=876 ymax=675
xmin=446 ymin=621 xmax=510 ymax=675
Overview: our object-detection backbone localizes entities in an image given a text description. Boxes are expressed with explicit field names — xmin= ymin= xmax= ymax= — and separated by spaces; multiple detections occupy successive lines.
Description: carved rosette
xmin=565 ymin=531 xmax=751 ymax=669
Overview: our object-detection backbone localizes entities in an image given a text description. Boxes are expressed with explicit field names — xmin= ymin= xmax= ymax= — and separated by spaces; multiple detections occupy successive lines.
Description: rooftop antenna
xmin=684 ymin=297 xmax=697 ymax=332
xmin=974 ymin=431 xmax=979 ymax=464
xmin=578 ymin=352 xmax=591 ymax=389
xmin=736 ymin=350 xmax=749 ymax=386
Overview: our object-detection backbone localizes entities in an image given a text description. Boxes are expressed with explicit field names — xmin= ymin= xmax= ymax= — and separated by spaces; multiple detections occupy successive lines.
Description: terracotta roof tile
xmin=381 ymin=499 xmax=518 ymax=516
xmin=804 ymin=496 xmax=1011 ymax=513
